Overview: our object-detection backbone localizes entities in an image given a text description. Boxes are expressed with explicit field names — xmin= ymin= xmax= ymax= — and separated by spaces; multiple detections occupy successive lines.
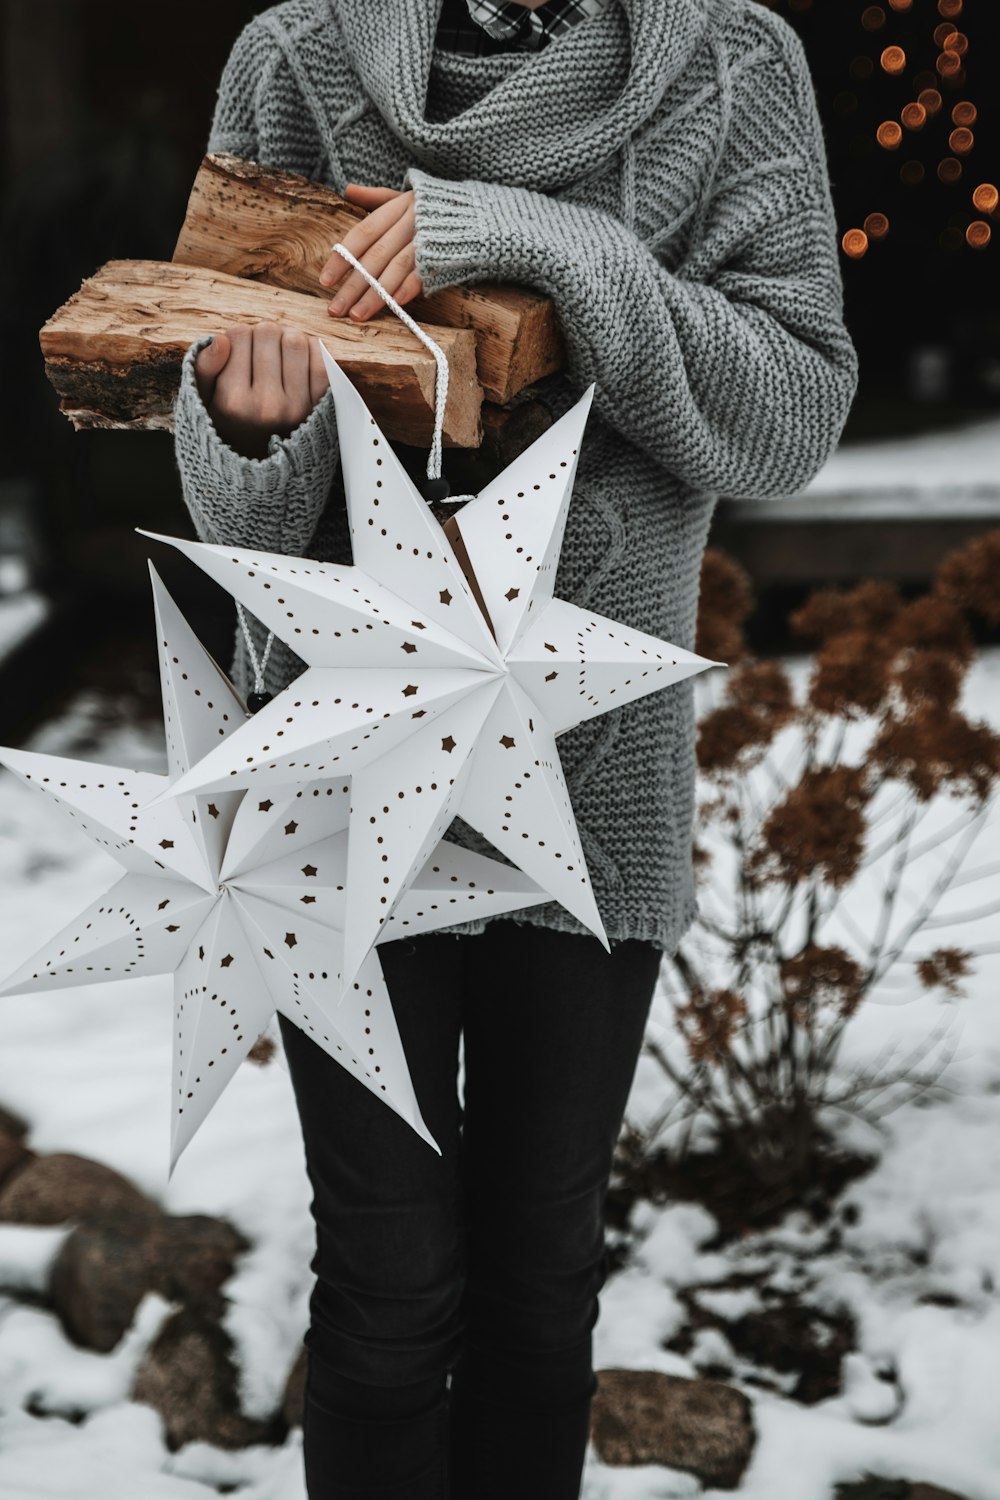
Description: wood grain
xmin=39 ymin=260 xmax=483 ymax=448
xmin=173 ymin=152 xmax=565 ymax=404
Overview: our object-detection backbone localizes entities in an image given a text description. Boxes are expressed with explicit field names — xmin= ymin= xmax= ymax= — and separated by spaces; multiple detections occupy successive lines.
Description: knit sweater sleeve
xmin=171 ymin=18 xmax=341 ymax=554
xmin=403 ymin=19 xmax=858 ymax=502
xmin=173 ymin=333 xmax=340 ymax=553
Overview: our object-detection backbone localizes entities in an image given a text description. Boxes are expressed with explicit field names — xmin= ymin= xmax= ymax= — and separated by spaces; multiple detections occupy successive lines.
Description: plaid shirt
xmin=435 ymin=0 xmax=612 ymax=55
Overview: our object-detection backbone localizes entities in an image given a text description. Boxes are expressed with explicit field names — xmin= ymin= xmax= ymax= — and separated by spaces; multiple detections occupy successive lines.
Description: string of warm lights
xmin=834 ymin=0 xmax=995 ymax=258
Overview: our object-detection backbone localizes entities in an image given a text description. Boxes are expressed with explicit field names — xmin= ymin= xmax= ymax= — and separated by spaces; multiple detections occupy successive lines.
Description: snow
xmin=1 ymin=653 xmax=1000 ymax=1498
xmin=803 ymin=416 xmax=1000 ymax=501
xmin=721 ymin=415 xmax=1000 ymax=522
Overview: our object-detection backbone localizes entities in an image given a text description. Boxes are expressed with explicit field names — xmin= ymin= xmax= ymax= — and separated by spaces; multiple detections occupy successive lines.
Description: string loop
xmin=239 ymin=245 xmax=473 ymax=709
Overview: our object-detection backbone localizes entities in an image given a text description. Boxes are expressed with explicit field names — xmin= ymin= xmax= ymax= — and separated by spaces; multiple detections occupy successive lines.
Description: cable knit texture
xmin=172 ymin=0 xmax=859 ymax=954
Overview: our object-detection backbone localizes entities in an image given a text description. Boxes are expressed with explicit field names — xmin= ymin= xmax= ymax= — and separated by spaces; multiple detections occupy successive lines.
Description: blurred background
xmin=0 ymin=0 xmax=997 ymax=742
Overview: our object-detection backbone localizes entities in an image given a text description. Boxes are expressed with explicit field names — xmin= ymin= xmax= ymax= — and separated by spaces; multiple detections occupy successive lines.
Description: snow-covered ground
xmin=1 ymin=656 xmax=999 ymax=1500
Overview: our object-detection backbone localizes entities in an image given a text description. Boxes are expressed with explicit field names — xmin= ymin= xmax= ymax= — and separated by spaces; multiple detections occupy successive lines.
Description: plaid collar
xmin=436 ymin=0 xmax=612 ymax=55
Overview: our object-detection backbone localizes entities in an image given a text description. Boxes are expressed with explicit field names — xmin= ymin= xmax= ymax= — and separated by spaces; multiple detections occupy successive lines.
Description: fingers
xmin=308 ymin=335 xmax=331 ymax=408
xmin=319 ymin=191 xmax=410 ymax=293
xmin=250 ymin=321 xmax=283 ymax=392
xmin=350 ymin=242 xmax=418 ymax=320
xmin=193 ymin=331 xmax=230 ymax=407
xmin=279 ymin=327 xmax=311 ymax=417
xmin=343 ymin=182 xmax=402 ymax=207
xmin=393 ymin=268 xmax=424 ymax=308
xmin=208 ymin=324 xmax=299 ymax=434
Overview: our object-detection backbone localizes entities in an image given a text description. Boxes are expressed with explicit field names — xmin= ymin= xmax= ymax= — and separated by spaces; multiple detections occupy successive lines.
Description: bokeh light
xmin=900 ymin=160 xmax=926 ymax=185
xmin=936 ymin=51 xmax=961 ymax=78
xmin=952 ymin=100 xmax=977 ymax=126
xmin=949 ymin=126 xmax=975 ymax=155
xmin=965 ymin=220 xmax=991 ymax=249
xmin=861 ymin=6 xmax=886 ymax=30
xmin=937 ymin=0 xmax=962 ymax=16
xmin=943 ymin=30 xmax=968 ymax=55
xmin=887 ymin=0 xmax=912 ymax=10
xmin=877 ymin=120 xmax=903 ymax=149
xmin=881 ymin=45 xmax=906 ymax=74
xmin=938 ymin=157 xmax=963 ymax=183
xmin=918 ymin=88 xmax=943 ymax=116
xmin=901 ymin=102 xmax=927 ymax=131
xmin=972 ymin=183 xmax=999 ymax=214
xmin=842 ymin=228 xmax=869 ymax=258
xmin=864 ymin=212 xmax=890 ymax=240
xmin=933 ymin=22 xmax=956 ymax=46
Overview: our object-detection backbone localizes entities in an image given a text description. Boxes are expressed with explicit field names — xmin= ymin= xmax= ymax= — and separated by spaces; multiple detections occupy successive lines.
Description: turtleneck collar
xmin=327 ymin=0 xmax=711 ymax=194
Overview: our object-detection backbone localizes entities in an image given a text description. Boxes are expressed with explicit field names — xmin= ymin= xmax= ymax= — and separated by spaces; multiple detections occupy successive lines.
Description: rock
xmin=132 ymin=1305 xmax=280 ymax=1450
xmin=159 ymin=1214 xmax=250 ymax=1306
xmin=0 ymin=1104 xmax=35 ymax=1192
xmin=282 ymin=1344 xmax=307 ymax=1428
xmin=590 ymin=1369 xmax=755 ymax=1490
xmin=0 ymin=1131 xmax=33 ymax=1193
xmin=0 ymin=1105 xmax=29 ymax=1135
xmin=0 ymin=1152 xmax=156 ymax=1226
xmin=50 ymin=1211 xmax=248 ymax=1353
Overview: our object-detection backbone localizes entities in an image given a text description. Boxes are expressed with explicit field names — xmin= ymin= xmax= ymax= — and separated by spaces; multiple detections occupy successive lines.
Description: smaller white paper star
xmin=0 ymin=568 xmax=547 ymax=1172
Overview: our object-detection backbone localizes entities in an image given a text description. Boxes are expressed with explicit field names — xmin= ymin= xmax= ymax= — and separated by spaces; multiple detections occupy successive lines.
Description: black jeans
xmin=276 ymin=919 xmax=661 ymax=1500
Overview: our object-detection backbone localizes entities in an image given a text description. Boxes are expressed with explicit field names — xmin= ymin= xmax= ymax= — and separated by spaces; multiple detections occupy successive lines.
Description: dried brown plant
xmin=916 ymin=947 xmax=973 ymax=998
xmin=641 ymin=533 xmax=1000 ymax=1197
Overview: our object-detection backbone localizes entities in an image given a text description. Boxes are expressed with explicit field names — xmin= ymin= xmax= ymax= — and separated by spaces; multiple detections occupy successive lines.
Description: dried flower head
xmin=934 ymin=529 xmax=1000 ymax=626
xmin=675 ymin=986 xmax=747 ymax=1065
xmin=697 ymin=660 xmax=795 ymax=774
xmin=781 ymin=945 xmax=865 ymax=1026
xmin=751 ymin=764 xmax=870 ymax=887
xmin=889 ymin=595 xmax=974 ymax=665
xmin=808 ymin=630 xmax=893 ymax=718
xmin=894 ymin=648 xmax=964 ymax=710
xmin=695 ymin=548 xmax=754 ymax=665
xmin=872 ymin=705 xmax=1000 ymax=801
xmin=916 ymin=946 xmax=973 ymax=998
xmin=791 ymin=579 xmax=902 ymax=646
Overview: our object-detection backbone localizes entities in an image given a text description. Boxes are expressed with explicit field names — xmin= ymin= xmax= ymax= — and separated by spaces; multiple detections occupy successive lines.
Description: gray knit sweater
xmin=172 ymin=0 xmax=859 ymax=955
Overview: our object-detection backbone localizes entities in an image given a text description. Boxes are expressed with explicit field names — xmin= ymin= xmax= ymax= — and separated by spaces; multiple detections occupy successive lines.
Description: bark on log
xmin=173 ymin=152 xmax=564 ymax=405
xmin=39 ymin=260 xmax=483 ymax=448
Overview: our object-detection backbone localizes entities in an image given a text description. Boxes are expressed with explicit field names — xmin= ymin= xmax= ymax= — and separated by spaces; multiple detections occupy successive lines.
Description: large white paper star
xmin=0 ymin=567 xmax=546 ymax=1172
xmin=141 ymin=345 xmax=719 ymax=991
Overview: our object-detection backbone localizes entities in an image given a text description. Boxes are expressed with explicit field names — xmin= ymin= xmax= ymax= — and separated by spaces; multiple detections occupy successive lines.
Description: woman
xmin=173 ymin=0 xmax=858 ymax=1494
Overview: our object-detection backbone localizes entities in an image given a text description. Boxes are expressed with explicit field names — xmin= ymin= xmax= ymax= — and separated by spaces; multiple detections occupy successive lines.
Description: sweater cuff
xmin=172 ymin=333 xmax=341 ymax=554
xmin=403 ymin=166 xmax=545 ymax=295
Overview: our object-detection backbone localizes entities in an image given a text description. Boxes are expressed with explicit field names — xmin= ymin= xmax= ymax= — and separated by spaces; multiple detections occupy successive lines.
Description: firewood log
xmin=39 ymin=260 xmax=482 ymax=448
xmin=173 ymin=152 xmax=564 ymax=404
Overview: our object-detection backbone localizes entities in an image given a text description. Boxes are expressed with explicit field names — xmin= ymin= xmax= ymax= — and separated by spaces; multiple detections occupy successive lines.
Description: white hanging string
xmin=236 ymin=599 xmax=274 ymax=697
xmin=238 ymin=241 xmax=472 ymax=707
xmin=328 ymin=240 xmax=474 ymax=497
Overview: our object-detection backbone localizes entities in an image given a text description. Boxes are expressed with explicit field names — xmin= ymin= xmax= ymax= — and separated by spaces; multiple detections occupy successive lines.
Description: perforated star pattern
xmin=0 ymin=568 xmax=547 ymax=1171
xmin=142 ymin=345 xmax=720 ymax=991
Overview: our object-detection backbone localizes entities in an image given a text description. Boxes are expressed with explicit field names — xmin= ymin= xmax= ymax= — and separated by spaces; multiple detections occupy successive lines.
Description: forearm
xmin=172 ymin=334 xmax=341 ymax=554
xmin=404 ymin=168 xmax=858 ymax=500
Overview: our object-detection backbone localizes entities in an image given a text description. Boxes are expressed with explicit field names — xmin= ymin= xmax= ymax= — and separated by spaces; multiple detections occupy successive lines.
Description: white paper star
xmin=140 ymin=346 xmax=720 ymax=991
xmin=0 ymin=567 xmax=546 ymax=1172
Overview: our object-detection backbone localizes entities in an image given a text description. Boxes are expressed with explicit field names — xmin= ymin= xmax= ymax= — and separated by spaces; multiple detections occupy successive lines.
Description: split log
xmin=39 ymin=260 xmax=483 ymax=448
xmin=173 ymin=152 xmax=564 ymax=404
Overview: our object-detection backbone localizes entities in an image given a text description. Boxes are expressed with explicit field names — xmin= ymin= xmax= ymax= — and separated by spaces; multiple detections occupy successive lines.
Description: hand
xmin=318 ymin=182 xmax=424 ymax=322
xmin=193 ymin=322 xmax=331 ymax=460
